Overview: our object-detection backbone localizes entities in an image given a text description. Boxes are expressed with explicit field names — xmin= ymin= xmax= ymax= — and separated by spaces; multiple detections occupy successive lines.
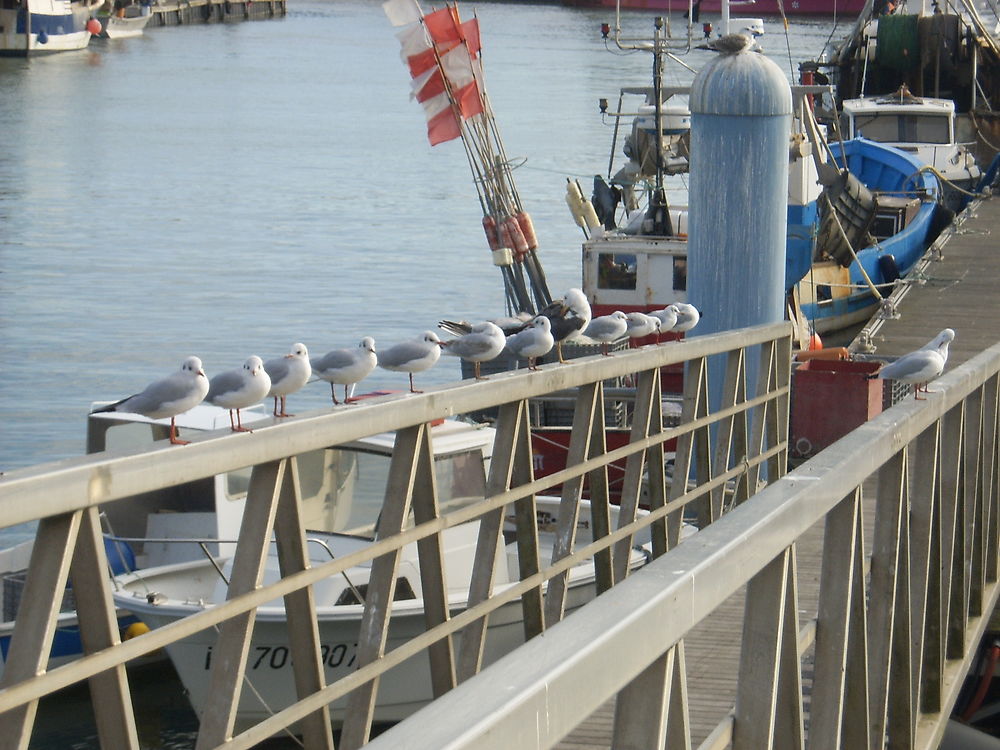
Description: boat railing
xmin=0 ymin=322 xmax=793 ymax=749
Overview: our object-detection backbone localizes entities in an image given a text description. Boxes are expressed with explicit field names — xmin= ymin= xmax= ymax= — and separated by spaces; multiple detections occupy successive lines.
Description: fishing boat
xmin=0 ymin=404 xmax=271 ymax=676
xmin=110 ymin=418 xmax=655 ymax=727
xmin=95 ymin=0 xmax=151 ymax=38
xmin=840 ymin=85 xmax=982 ymax=212
xmin=804 ymin=0 xmax=1000 ymax=177
xmin=0 ymin=0 xmax=103 ymax=56
xmin=790 ymin=135 xmax=940 ymax=336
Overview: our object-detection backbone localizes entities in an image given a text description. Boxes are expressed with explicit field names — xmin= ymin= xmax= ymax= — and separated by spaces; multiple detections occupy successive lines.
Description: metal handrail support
xmin=363 ymin=341 xmax=1000 ymax=750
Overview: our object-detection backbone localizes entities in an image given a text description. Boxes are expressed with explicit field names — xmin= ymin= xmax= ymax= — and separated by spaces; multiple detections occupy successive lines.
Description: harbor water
xmin=0 ymin=2 xmax=838 ymax=745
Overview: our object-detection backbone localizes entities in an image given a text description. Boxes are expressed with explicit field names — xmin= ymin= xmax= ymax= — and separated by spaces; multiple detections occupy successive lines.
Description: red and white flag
xmin=382 ymin=0 xmax=422 ymax=27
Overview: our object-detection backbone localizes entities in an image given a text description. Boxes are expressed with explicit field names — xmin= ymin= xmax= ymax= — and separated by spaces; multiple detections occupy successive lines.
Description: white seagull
xmin=648 ymin=305 xmax=679 ymax=332
xmin=264 ymin=343 xmax=311 ymax=418
xmin=378 ymin=331 xmax=442 ymax=393
xmin=584 ymin=310 xmax=629 ymax=356
xmin=206 ymin=355 xmax=271 ymax=432
xmin=868 ymin=328 xmax=955 ymax=400
xmin=504 ymin=315 xmax=554 ymax=370
xmin=91 ymin=356 xmax=209 ymax=445
xmin=538 ymin=288 xmax=592 ymax=363
xmin=624 ymin=312 xmax=661 ymax=340
xmin=312 ymin=337 xmax=378 ymax=405
xmin=671 ymin=303 xmax=701 ymax=333
xmin=440 ymin=321 xmax=507 ymax=380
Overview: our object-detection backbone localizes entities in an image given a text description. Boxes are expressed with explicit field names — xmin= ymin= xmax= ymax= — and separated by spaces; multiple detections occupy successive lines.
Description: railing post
xmin=195 ymin=459 xmax=287 ymax=749
xmin=341 ymin=424 xmax=429 ymax=749
xmin=0 ymin=511 xmax=82 ymax=750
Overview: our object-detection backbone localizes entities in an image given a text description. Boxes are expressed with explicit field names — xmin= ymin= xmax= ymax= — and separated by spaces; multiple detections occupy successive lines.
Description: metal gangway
xmin=0 ymin=321 xmax=997 ymax=749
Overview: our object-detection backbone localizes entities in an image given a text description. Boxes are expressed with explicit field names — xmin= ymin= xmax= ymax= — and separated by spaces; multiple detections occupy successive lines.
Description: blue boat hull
xmin=793 ymin=137 xmax=941 ymax=335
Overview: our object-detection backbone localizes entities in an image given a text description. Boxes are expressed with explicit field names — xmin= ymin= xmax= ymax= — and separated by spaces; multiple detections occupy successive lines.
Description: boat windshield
xmin=296 ymin=446 xmax=488 ymax=538
xmin=852 ymin=113 xmax=951 ymax=144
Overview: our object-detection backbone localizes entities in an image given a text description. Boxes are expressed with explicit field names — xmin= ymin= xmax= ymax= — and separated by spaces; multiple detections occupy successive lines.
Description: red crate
xmin=790 ymin=359 xmax=883 ymax=460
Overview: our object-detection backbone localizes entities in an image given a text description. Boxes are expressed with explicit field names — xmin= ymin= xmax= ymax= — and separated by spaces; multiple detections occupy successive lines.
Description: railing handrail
xmin=0 ymin=323 xmax=788 ymax=527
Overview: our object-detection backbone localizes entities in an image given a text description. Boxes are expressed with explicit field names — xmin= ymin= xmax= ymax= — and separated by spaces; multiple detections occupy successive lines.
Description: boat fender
xmin=103 ymin=535 xmax=137 ymax=575
xmin=123 ymin=621 xmax=150 ymax=640
xmin=482 ymin=215 xmax=500 ymax=251
xmin=877 ymin=254 xmax=900 ymax=284
xmin=515 ymin=210 xmax=538 ymax=251
xmin=86 ymin=17 xmax=102 ymax=34
xmin=36 ymin=29 xmax=48 ymax=44
xmin=565 ymin=179 xmax=586 ymax=228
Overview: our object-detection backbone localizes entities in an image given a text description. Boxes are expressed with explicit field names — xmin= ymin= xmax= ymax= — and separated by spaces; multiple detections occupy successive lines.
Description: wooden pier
xmin=148 ymin=0 xmax=286 ymax=27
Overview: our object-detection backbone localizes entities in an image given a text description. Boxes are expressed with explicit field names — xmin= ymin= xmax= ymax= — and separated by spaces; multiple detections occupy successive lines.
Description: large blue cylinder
xmin=687 ymin=42 xmax=792 ymax=337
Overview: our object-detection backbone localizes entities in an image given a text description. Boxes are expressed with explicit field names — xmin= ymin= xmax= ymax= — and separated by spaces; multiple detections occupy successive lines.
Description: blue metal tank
xmin=687 ymin=36 xmax=792 ymax=338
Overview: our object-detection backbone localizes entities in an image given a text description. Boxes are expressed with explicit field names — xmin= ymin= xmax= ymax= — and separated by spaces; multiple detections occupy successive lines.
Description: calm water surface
xmin=0 ymin=3 xmax=838 ymax=745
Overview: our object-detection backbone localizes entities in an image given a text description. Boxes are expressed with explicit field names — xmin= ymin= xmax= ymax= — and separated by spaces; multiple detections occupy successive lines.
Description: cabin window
xmin=673 ymin=257 xmax=687 ymax=291
xmin=334 ymin=577 xmax=416 ymax=606
xmin=294 ymin=446 xmax=488 ymax=538
xmin=597 ymin=253 xmax=637 ymax=290
xmin=853 ymin=113 xmax=950 ymax=145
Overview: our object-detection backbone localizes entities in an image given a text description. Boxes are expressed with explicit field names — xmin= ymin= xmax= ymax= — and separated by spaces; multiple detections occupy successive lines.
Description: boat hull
xmin=0 ymin=0 xmax=97 ymax=56
xmin=795 ymin=138 xmax=940 ymax=334
xmin=128 ymin=576 xmax=604 ymax=727
xmin=97 ymin=7 xmax=151 ymax=38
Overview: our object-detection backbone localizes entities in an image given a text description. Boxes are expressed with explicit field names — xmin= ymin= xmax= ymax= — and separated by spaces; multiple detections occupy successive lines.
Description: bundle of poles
xmin=384 ymin=0 xmax=552 ymax=314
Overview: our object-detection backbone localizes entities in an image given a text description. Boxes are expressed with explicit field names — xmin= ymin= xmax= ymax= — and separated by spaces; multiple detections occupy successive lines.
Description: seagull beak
xmin=285 ymin=354 xmax=294 ymax=359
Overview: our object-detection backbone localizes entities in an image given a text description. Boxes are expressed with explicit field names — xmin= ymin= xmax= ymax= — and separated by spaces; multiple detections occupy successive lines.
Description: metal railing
xmin=0 ymin=320 xmax=788 ymax=749
xmin=363 ymin=340 xmax=1000 ymax=750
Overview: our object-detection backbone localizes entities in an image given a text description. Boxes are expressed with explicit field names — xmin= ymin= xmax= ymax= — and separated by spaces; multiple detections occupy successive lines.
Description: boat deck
xmin=556 ymin=192 xmax=1000 ymax=749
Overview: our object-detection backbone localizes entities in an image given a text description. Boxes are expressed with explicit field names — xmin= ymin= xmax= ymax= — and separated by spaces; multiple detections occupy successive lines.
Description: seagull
xmin=504 ymin=315 xmax=554 ymax=370
xmin=648 ymin=305 xmax=679 ymax=332
xmin=438 ymin=311 xmax=533 ymax=340
xmin=264 ymin=343 xmax=311 ymax=418
xmin=439 ymin=321 xmax=506 ymax=380
xmin=378 ymin=331 xmax=442 ymax=393
xmin=671 ymin=303 xmax=701 ymax=333
xmin=624 ymin=312 xmax=661 ymax=340
xmin=311 ymin=337 xmax=378 ymax=405
xmin=697 ymin=32 xmax=755 ymax=54
xmin=583 ymin=310 xmax=629 ymax=356
xmin=91 ymin=356 xmax=209 ymax=445
xmin=867 ymin=328 xmax=955 ymax=400
xmin=205 ymin=355 xmax=271 ymax=432
xmin=538 ymin=287 xmax=592 ymax=363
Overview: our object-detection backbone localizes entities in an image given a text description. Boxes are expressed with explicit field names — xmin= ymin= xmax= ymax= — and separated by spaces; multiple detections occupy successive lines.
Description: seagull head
xmin=360 ymin=336 xmax=376 ymax=353
xmin=244 ymin=355 xmax=264 ymax=375
xmin=286 ymin=343 xmax=308 ymax=359
xmin=182 ymin=356 xmax=206 ymax=378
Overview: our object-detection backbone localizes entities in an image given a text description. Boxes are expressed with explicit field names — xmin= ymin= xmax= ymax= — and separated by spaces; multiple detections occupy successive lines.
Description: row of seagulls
xmin=867 ymin=328 xmax=955 ymax=399
xmin=89 ymin=289 xmax=701 ymax=445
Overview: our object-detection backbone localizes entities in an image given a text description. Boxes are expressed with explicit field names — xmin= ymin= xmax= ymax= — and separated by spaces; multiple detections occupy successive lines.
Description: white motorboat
xmin=97 ymin=2 xmax=151 ymax=39
xmin=0 ymin=0 xmax=103 ymax=56
xmin=111 ymin=419 xmax=654 ymax=727
xmin=0 ymin=404 xmax=271 ymax=676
